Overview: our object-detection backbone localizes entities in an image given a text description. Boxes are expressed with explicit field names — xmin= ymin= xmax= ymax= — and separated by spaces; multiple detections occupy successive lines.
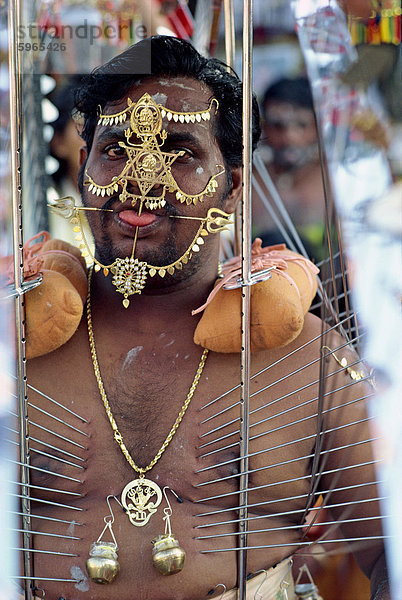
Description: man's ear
xmin=79 ymin=145 xmax=87 ymax=167
xmin=223 ymin=166 xmax=242 ymax=215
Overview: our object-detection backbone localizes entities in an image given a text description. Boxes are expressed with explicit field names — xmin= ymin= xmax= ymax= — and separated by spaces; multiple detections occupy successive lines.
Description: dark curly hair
xmin=74 ymin=35 xmax=261 ymax=181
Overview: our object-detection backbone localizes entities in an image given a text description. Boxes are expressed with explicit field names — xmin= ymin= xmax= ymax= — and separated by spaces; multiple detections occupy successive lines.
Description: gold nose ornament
xmin=152 ymin=487 xmax=186 ymax=576
xmin=86 ymin=495 xmax=121 ymax=584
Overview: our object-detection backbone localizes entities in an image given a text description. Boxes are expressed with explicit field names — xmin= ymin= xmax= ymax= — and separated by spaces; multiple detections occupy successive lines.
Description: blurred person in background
xmin=253 ymin=77 xmax=326 ymax=262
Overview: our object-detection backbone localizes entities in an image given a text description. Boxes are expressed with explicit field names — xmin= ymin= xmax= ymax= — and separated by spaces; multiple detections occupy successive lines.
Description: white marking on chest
xmin=196 ymin=166 xmax=204 ymax=175
xmin=122 ymin=346 xmax=143 ymax=371
xmin=71 ymin=566 xmax=89 ymax=592
xmin=67 ymin=520 xmax=78 ymax=535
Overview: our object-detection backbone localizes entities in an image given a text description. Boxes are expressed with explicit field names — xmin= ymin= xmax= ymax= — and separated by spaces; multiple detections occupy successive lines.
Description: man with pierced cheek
xmin=27 ymin=36 xmax=390 ymax=600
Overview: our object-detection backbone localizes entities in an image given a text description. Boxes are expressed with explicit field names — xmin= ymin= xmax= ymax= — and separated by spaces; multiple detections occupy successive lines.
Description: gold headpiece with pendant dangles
xmin=84 ymin=93 xmax=221 ymax=210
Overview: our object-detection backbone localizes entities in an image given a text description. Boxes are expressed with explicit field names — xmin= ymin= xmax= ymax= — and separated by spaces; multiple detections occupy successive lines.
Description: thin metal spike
xmin=199 ymin=440 xmax=238 ymax=456
xmin=196 ymin=415 xmax=372 ymax=473
xmin=11 ymin=548 xmax=77 ymax=556
xmin=24 ymin=380 xmax=88 ymax=423
xmin=196 ymin=437 xmax=374 ymax=488
xmin=198 ymin=429 xmax=239 ymax=449
xmin=30 ymin=436 xmax=85 ymax=462
xmin=27 ymin=401 xmax=89 ymax=437
xmin=9 ymin=460 xmax=82 ymax=483
xmin=200 ymin=401 xmax=241 ymax=425
xmin=196 ymin=496 xmax=386 ymax=530
xmin=8 ymin=511 xmax=83 ymax=526
xmin=31 ymin=447 xmax=85 ymax=469
xmin=198 ymin=386 xmax=372 ymax=453
xmin=199 ymin=348 xmax=366 ymax=433
xmin=13 ymin=577 xmax=76 ymax=582
xmin=195 ymin=515 xmax=386 ymax=540
xmin=196 ymin=481 xmax=382 ymax=518
xmin=249 ymin=343 xmax=365 ymax=407
xmin=11 ymin=493 xmax=83 ymax=511
xmin=28 ymin=420 xmax=87 ymax=449
xmin=250 ymin=387 xmax=375 ymax=442
xmin=199 ymin=313 xmax=360 ymax=411
xmin=10 ymin=528 xmax=80 ymax=540
xmin=195 ymin=459 xmax=379 ymax=503
xmin=199 ymin=536 xmax=390 ymax=553
xmin=9 ymin=480 xmax=83 ymax=496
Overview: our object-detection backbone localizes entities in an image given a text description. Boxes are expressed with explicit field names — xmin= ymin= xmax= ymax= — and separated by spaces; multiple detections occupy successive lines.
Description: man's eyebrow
xmin=95 ymin=126 xmax=129 ymax=144
xmin=164 ymin=131 xmax=202 ymax=147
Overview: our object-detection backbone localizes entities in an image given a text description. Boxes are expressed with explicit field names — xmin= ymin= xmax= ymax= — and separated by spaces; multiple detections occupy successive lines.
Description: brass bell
xmin=151 ymin=534 xmax=186 ymax=575
xmin=86 ymin=541 xmax=120 ymax=584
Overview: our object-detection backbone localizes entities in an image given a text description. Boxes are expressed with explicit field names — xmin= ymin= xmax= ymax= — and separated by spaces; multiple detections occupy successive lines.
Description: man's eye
xmin=104 ymin=144 xmax=126 ymax=158
xmin=170 ymin=148 xmax=193 ymax=161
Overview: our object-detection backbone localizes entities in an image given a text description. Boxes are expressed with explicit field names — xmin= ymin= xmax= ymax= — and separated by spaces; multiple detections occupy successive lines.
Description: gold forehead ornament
xmin=84 ymin=93 xmax=222 ymax=210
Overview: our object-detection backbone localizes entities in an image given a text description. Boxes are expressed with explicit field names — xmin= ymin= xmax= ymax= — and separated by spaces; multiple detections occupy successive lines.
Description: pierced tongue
xmin=119 ymin=210 xmax=157 ymax=227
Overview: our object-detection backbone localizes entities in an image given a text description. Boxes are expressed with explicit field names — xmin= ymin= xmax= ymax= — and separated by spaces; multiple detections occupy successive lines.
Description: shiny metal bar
xmin=199 ymin=312 xmax=359 ymax=411
xmin=12 ymin=548 xmax=77 ymax=557
xmin=8 ymin=1 xmax=33 ymax=595
xmin=9 ymin=511 xmax=83 ymax=526
xmin=30 ymin=435 xmax=85 ymax=461
xmin=250 ymin=384 xmax=374 ymax=439
xmin=223 ymin=0 xmax=235 ymax=71
xmin=10 ymin=460 xmax=82 ymax=483
xmin=200 ymin=344 xmax=365 ymax=428
xmin=200 ymin=535 xmax=390 ymax=553
xmin=10 ymin=480 xmax=83 ymax=496
xmin=196 ymin=515 xmax=386 ymax=539
xmin=28 ymin=420 xmax=87 ymax=449
xmin=196 ymin=480 xmax=382 ymax=518
xmin=198 ymin=385 xmax=374 ymax=453
xmin=237 ymin=1 xmax=254 ymax=595
xmin=30 ymin=447 xmax=85 ymax=469
xmin=196 ymin=436 xmax=374 ymax=488
xmin=27 ymin=401 xmax=89 ymax=436
xmin=11 ymin=493 xmax=84 ymax=511
xmin=10 ymin=529 xmax=80 ymax=540
xmin=14 ymin=577 xmax=76 ymax=582
xmin=195 ymin=459 xmax=379 ymax=504
xmin=196 ymin=415 xmax=372 ymax=473
xmin=27 ymin=383 xmax=88 ymax=423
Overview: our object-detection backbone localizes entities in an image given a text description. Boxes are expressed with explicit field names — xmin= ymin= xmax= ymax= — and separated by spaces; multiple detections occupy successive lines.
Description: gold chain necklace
xmin=87 ymin=267 xmax=208 ymax=526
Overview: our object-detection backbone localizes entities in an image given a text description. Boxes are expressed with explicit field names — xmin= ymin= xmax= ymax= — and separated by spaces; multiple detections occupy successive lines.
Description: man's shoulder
xmin=27 ymin=317 xmax=88 ymax=381
xmin=251 ymin=311 xmax=323 ymax=372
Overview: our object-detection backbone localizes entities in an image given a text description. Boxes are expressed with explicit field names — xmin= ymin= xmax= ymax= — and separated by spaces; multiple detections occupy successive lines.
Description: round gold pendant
xmin=121 ymin=478 xmax=162 ymax=527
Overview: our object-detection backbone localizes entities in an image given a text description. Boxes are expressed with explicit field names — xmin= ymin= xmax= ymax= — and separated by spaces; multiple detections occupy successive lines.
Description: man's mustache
xmin=100 ymin=194 xmax=179 ymax=216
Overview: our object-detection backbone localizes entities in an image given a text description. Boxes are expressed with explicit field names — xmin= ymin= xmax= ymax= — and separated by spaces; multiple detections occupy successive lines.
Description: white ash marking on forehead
xmin=152 ymin=92 xmax=167 ymax=105
xmin=156 ymin=79 xmax=199 ymax=91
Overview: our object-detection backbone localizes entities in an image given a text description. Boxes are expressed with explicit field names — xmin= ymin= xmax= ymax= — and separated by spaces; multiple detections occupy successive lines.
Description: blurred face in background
xmin=262 ymin=101 xmax=319 ymax=170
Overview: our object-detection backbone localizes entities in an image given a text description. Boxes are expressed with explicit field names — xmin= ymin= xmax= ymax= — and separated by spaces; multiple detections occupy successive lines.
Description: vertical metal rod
xmin=223 ymin=0 xmax=235 ymax=70
xmin=8 ymin=1 xmax=33 ymax=598
xmin=238 ymin=1 xmax=253 ymax=598
xmin=223 ymin=0 xmax=242 ymax=256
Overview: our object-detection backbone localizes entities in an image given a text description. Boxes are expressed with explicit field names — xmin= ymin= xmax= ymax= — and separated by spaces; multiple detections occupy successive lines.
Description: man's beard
xmin=82 ymin=177 xmax=231 ymax=287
